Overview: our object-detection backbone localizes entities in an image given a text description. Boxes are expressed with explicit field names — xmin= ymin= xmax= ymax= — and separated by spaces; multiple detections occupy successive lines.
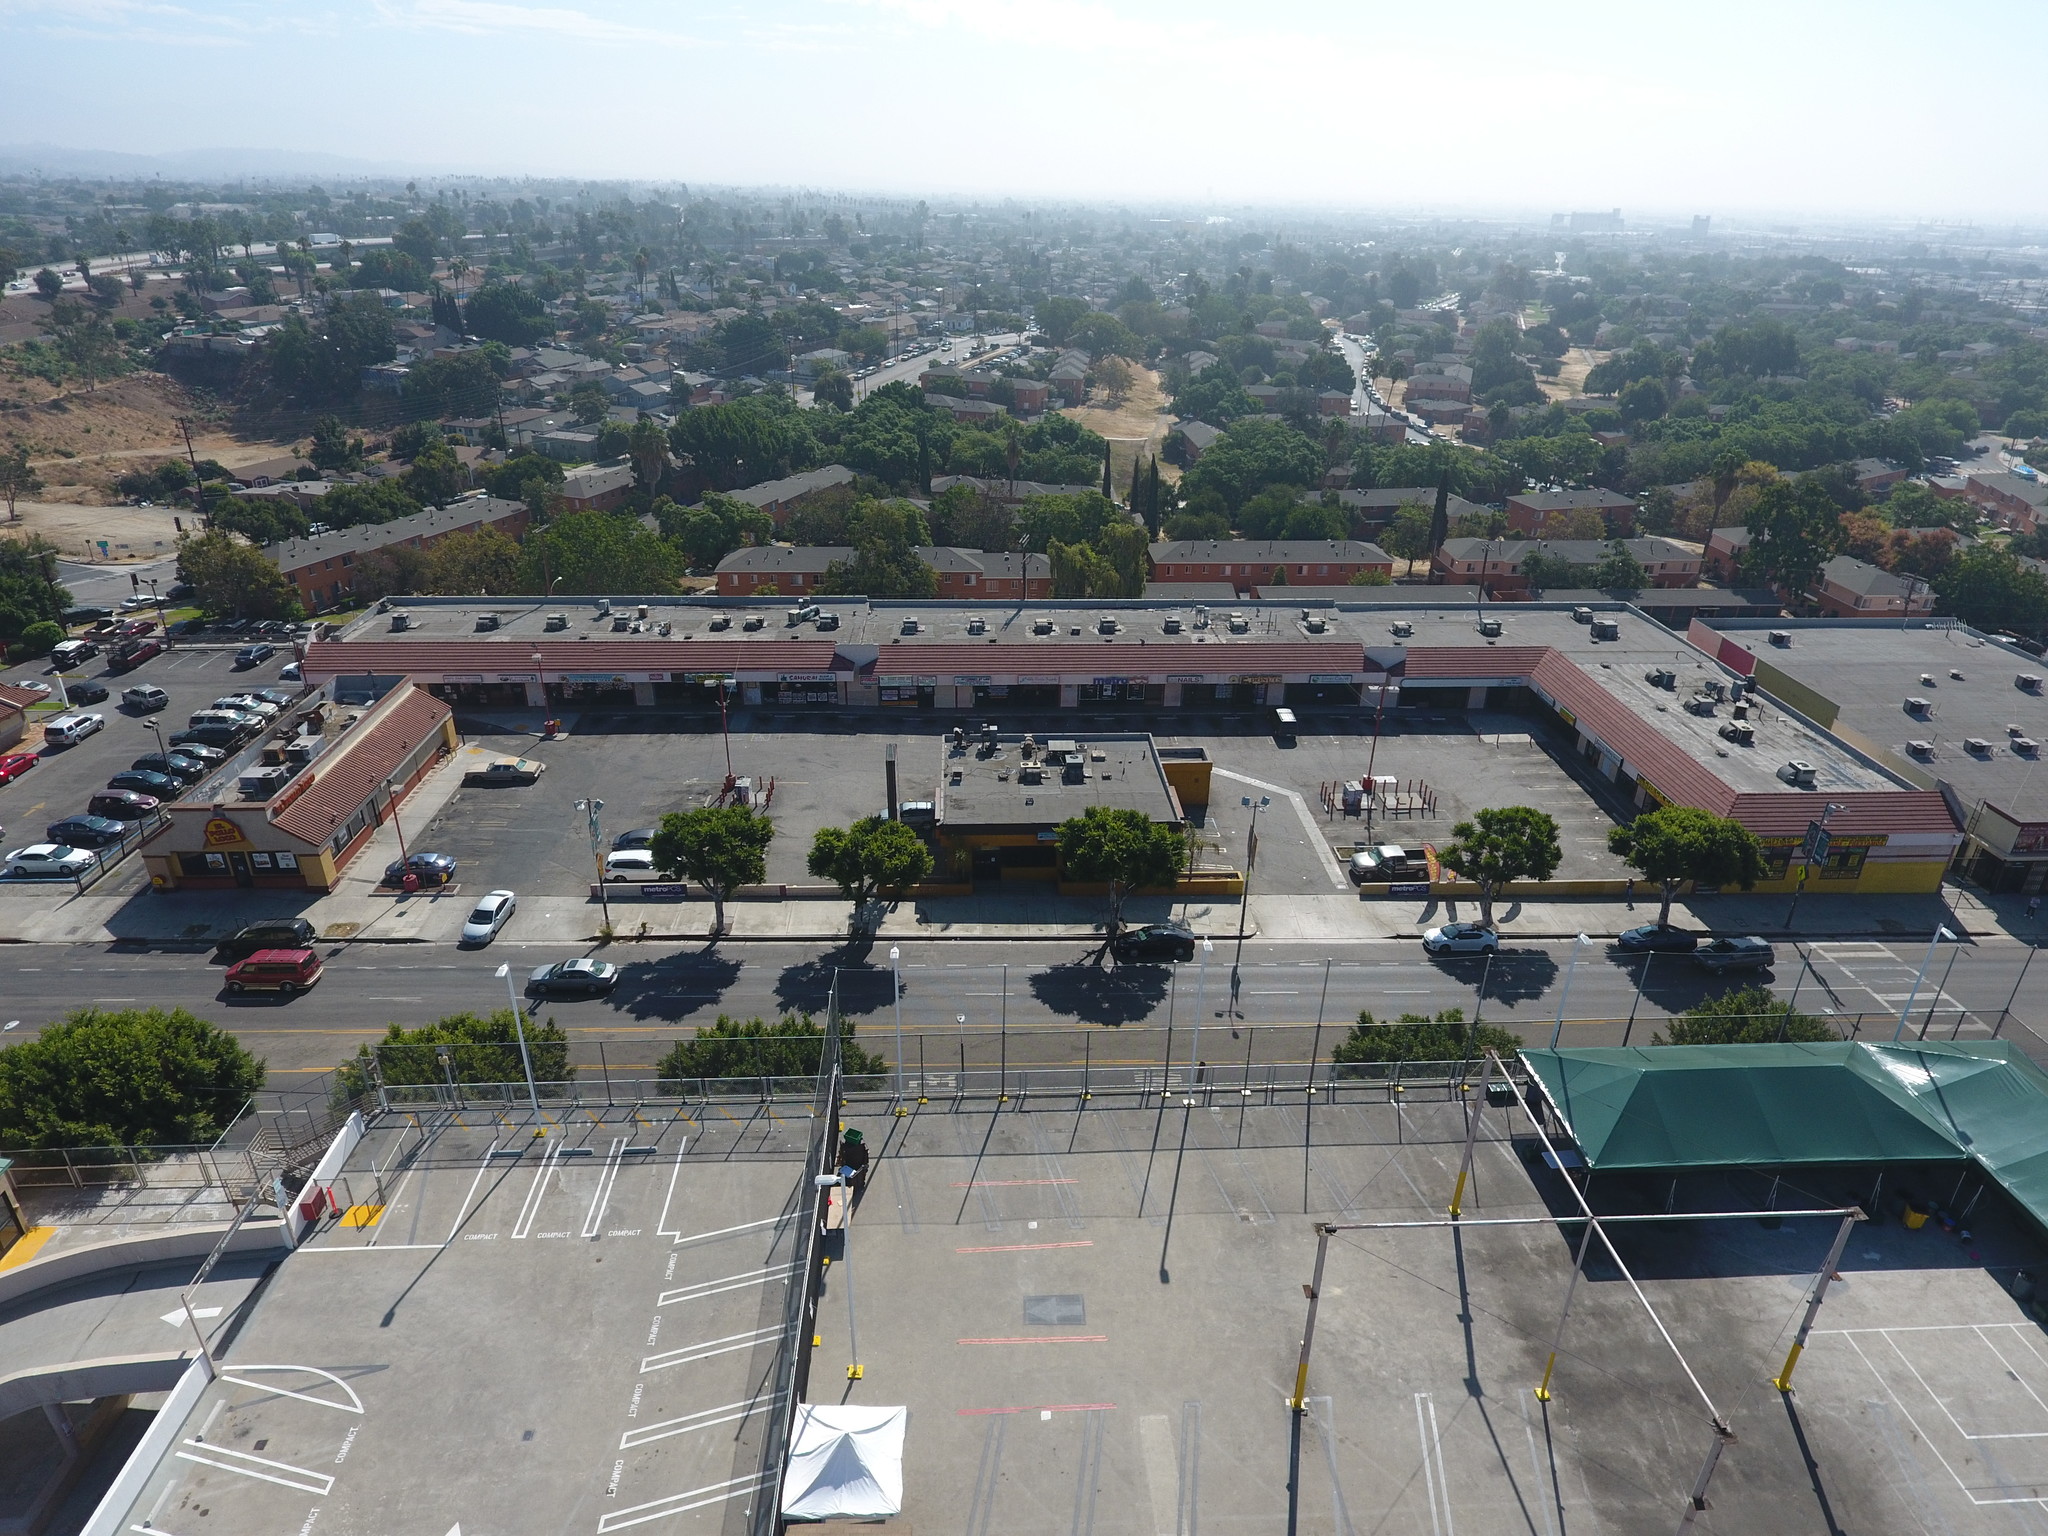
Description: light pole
xmin=1549 ymin=932 xmax=1593 ymax=1048
xmin=1233 ymin=794 xmax=1270 ymax=981
xmin=1999 ymin=934 xmax=2042 ymax=1039
xmin=1189 ymin=936 xmax=1216 ymax=1092
xmin=889 ymin=945 xmax=904 ymax=1101
xmin=704 ymin=676 xmax=735 ymax=781
xmin=815 ymin=1172 xmax=861 ymax=1380
xmin=576 ymin=797 xmax=610 ymax=933
xmin=491 ymin=962 xmax=541 ymax=1111
xmin=384 ymin=776 xmax=412 ymax=885
xmin=1783 ymin=801 xmax=1846 ymax=931
xmin=1892 ymin=926 xmax=1958 ymax=1041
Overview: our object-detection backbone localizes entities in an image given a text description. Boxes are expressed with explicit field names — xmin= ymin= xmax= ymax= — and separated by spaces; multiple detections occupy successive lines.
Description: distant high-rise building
xmin=1569 ymin=209 xmax=1624 ymax=232
xmin=1692 ymin=215 xmax=1712 ymax=236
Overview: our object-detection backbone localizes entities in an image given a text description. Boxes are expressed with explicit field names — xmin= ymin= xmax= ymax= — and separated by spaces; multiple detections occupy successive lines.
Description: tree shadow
xmin=1027 ymin=960 xmax=1172 ymax=1028
xmin=1454 ymin=948 xmax=1559 ymax=1007
xmin=773 ymin=941 xmax=889 ymax=1019
xmin=604 ymin=944 xmax=743 ymax=1023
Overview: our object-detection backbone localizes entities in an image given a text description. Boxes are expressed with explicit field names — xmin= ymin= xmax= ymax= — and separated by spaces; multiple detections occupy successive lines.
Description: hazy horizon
xmin=1 ymin=0 xmax=2041 ymax=224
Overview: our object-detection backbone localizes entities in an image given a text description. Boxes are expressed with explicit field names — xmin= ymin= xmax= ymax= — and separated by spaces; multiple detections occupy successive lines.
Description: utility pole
xmin=177 ymin=417 xmax=209 ymax=527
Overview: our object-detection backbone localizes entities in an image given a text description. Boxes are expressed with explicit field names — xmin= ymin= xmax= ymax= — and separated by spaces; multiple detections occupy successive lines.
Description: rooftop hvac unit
xmin=1906 ymin=740 xmax=1935 ymax=756
xmin=1964 ymin=738 xmax=1992 ymax=755
xmin=1905 ymin=696 xmax=1930 ymax=714
xmin=1777 ymin=760 xmax=1818 ymax=787
xmin=1769 ymin=630 xmax=1792 ymax=647
xmin=238 ymin=765 xmax=290 ymax=799
xmin=1921 ymin=674 xmax=1936 ymax=686
xmin=1590 ymin=617 xmax=1620 ymax=639
xmin=1477 ymin=617 xmax=1504 ymax=637
xmin=2019 ymin=674 xmax=2044 ymax=692
xmin=2017 ymin=738 xmax=2040 ymax=756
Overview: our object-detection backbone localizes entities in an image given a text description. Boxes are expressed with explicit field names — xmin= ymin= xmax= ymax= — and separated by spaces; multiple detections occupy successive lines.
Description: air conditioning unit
xmin=1777 ymin=760 xmax=1818 ymax=787
xmin=1768 ymin=630 xmax=1792 ymax=647
xmin=2016 ymin=738 xmax=2040 ymax=756
xmin=1920 ymin=673 xmax=1936 ymax=686
xmin=1477 ymin=617 xmax=1504 ymax=637
xmin=1906 ymin=739 xmax=1934 ymax=756
xmin=2018 ymin=674 xmax=2044 ymax=693
xmin=1905 ymin=696 xmax=1930 ymax=714
xmin=1964 ymin=737 xmax=1991 ymax=755
xmin=1590 ymin=618 xmax=1620 ymax=640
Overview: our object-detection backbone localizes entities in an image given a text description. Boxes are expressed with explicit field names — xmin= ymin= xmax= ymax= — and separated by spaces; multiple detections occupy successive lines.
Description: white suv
xmin=44 ymin=712 xmax=105 ymax=746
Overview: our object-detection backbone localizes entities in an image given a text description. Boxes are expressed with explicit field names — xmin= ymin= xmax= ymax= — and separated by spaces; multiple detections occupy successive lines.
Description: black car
xmin=171 ymin=725 xmax=243 ymax=750
xmin=66 ymin=681 xmax=110 ymax=704
xmin=1109 ymin=921 xmax=1199 ymax=962
xmin=528 ymin=958 xmax=619 ymax=997
xmin=216 ymin=918 xmax=318 ymax=961
xmin=162 ymin=741 xmax=226 ymax=767
xmin=63 ymin=606 xmax=112 ymax=625
xmin=612 ymin=827 xmax=658 ymax=851
xmin=45 ymin=814 xmax=127 ymax=849
xmin=167 ymin=618 xmax=208 ymax=637
xmin=233 ymin=643 xmax=276 ymax=668
xmin=1615 ymin=924 xmax=1699 ymax=954
xmin=133 ymin=753 xmax=207 ymax=783
xmin=108 ymin=769 xmax=180 ymax=797
xmin=383 ymin=851 xmax=457 ymax=886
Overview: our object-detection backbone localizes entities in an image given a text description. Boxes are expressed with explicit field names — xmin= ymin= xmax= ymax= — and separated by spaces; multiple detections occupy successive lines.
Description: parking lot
xmin=0 ymin=640 xmax=304 ymax=893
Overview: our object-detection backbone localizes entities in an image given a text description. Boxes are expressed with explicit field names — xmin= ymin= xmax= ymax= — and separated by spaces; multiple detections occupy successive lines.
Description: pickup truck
xmin=1348 ymin=844 xmax=1421 ymax=883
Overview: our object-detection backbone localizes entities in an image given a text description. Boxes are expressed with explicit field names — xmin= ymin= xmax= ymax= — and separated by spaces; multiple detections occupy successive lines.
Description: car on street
xmin=0 ymin=752 xmax=37 ymax=786
xmin=224 ymin=948 xmax=324 ymax=996
xmin=45 ymin=814 xmax=126 ymax=849
xmin=107 ymin=769 xmax=181 ymax=797
xmin=233 ymin=643 xmax=276 ymax=668
xmin=5 ymin=844 xmax=98 ymax=878
xmin=1422 ymin=922 xmax=1500 ymax=956
xmin=465 ymin=756 xmax=546 ymax=786
xmin=1109 ymin=921 xmax=1198 ymax=961
xmin=602 ymin=849 xmax=657 ymax=881
xmin=216 ymin=918 xmax=317 ymax=960
xmin=460 ymin=889 xmax=517 ymax=945
xmin=611 ymin=827 xmax=658 ymax=851
xmin=1615 ymin=924 xmax=1699 ymax=953
xmin=527 ymin=958 xmax=620 ymax=998
xmin=88 ymin=789 xmax=161 ymax=820
xmin=66 ymin=681 xmax=110 ymax=704
xmin=383 ymin=851 xmax=457 ymax=886
xmin=1693 ymin=936 xmax=1775 ymax=973
xmin=44 ymin=712 xmax=106 ymax=746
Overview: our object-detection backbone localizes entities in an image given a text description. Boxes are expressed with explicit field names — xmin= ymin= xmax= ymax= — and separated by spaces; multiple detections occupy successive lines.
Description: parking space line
xmin=671 ymin=1211 xmax=790 ymax=1247
xmin=619 ymin=1393 xmax=782 ymax=1449
xmin=581 ymin=1138 xmax=625 ymax=1238
xmin=641 ymin=1324 xmax=782 ymax=1373
xmin=596 ymin=1471 xmax=774 ymax=1532
xmin=657 ymin=1262 xmax=798 ymax=1306
xmin=175 ymin=1442 xmax=334 ymax=1496
xmin=511 ymin=1144 xmax=562 ymax=1239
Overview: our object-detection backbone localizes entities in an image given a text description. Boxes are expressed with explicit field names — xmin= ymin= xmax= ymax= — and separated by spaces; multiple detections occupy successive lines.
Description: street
xmin=3 ymin=930 xmax=2038 ymax=1081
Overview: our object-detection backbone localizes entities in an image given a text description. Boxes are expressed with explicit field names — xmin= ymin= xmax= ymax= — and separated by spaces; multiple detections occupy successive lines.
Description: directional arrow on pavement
xmin=161 ymin=1305 xmax=224 ymax=1327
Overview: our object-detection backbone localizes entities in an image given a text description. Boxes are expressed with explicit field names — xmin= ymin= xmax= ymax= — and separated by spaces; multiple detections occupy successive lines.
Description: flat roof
xmin=936 ymin=732 xmax=1181 ymax=830
xmin=1700 ymin=619 xmax=2048 ymax=820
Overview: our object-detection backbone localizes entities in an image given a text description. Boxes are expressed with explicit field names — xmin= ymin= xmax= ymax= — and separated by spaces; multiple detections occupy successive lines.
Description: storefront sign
xmin=877 ymin=676 xmax=938 ymax=688
xmin=1308 ymin=674 xmax=1358 ymax=684
xmin=203 ymin=815 xmax=246 ymax=847
xmin=1231 ymin=674 xmax=1281 ymax=685
xmin=2017 ymin=824 xmax=2048 ymax=855
xmin=639 ymin=883 xmax=690 ymax=899
xmin=563 ymin=672 xmax=629 ymax=683
xmin=1092 ymin=677 xmax=1139 ymax=687
xmin=443 ymin=674 xmax=486 ymax=684
xmin=778 ymin=673 xmax=838 ymax=683
xmin=952 ymin=675 xmax=993 ymax=686
xmin=494 ymin=672 xmax=539 ymax=683
xmin=1388 ymin=881 xmax=1431 ymax=897
xmin=1558 ymin=705 xmax=1577 ymax=727
xmin=1166 ymin=674 xmax=1209 ymax=683
xmin=1016 ymin=675 xmax=1062 ymax=686
xmin=1637 ymin=776 xmax=1668 ymax=807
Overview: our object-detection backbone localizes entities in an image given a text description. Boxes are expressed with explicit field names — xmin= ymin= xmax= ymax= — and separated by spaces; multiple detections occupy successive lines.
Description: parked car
xmin=88 ymin=789 xmax=161 ymax=820
xmin=44 ymin=712 xmax=105 ymax=746
xmin=5 ymin=844 xmax=98 ymax=878
xmin=527 ymin=958 xmax=620 ymax=997
xmin=233 ymin=643 xmax=276 ymax=668
xmin=65 ymin=680 xmax=109 ymax=704
xmin=159 ymin=741 xmax=225 ymax=767
xmin=1347 ymin=844 xmax=1416 ymax=884
xmin=121 ymin=684 xmax=170 ymax=712
xmin=611 ymin=827 xmax=658 ymax=851
xmin=45 ymin=814 xmax=125 ymax=849
xmin=459 ymin=890 xmax=518 ymax=946
xmin=214 ymin=694 xmax=279 ymax=718
xmin=602 ymin=849 xmax=657 ymax=882
xmin=278 ymin=662 xmax=303 ymax=681
xmin=132 ymin=753 xmax=208 ymax=783
xmin=1616 ymin=924 xmax=1699 ymax=954
xmin=107 ymin=769 xmax=180 ymax=797
xmin=7 ymin=680 xmax=52 ymax=698
xmin=0 ymin=752 xmax=37 ymax=786
xmin=107 ymin=640 xmax=163 ymax=672
xmin=1693 ymin=936 xmax=1775 ymax=973
xmin=216 ymin=918 xmax=318 ymax=961
xmin=170 ymin=725 xmax=242 ymax=750
xmin=1422 ymin=922 xmax=1500 ymax=956
xmin=465 ymin=756 xmax=546 ymax=786
xmin=383 ymin=851 xmax=457 ymax=886
xmin=1109 ymin=921 xmax=1198 ymax=962
xmin=224 ymin=948 xmax=324 ymax=995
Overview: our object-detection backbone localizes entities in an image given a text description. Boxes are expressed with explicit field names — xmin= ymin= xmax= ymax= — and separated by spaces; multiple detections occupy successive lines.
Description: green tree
xmin=1589 ymin=540 xmax=1650 ymax=593
xmin=176 ymin=529 xmax=301 ymax=619
xmin=1178 ymin=418 xmax=1324 ymax=513
xmin=210 ymin=496 xmax=310 ymax=548
xmin=1047 ymin=537 xmax=1118 ymax=598
xmin=308 ymin=416 xmax=364 ymax=472
xmin=1439 ymin=806 xmax=1562 ymax=927
xmin=13 ymin=619 xmax=63 ymax=658
xmin=0 ymin=445 xmax=42 ymax=521
xmin=812 ymin=370 xmax=854 ymax=411
xmin=627 ymin=418 xmax=669 ymax=496
xmin=318 ymin=478 xmax=423 ymax=529
xmin=422 ymin=526 xmax=523 ymax=594
xmin=808 ymin=817 xmax=934 ymax=933
xmin=1607 ymin=806 xmax=1767 ymax=927
xmin=1518 ymin=550 xmax=1577 ymax=592
xmin=1094 ymin=519 xmax=1150 ymax=597
xmin=1744 ymin=477 xmax=1845 ymax=600
xmin=342 ymin=1009 xmax=571 ymax=1094
xmin=1654 ymin=986 xmax=1836 ymax=1045
xmin=519 ymin=511 xmax=683 ymax=595
xmin=650 ymin=806 xmax=774 ymax=938
xmin=33 ymin=268 xmax=62 ymax=300
xmin=820 ymin=498 xmax=938 ymax=598
xmin=1034 ymin=296 xmax=1090 ymax=345
xmin=0 ymin=1008 xmax=264 ymax=1148
xmin=1935 ymin=546 xmax=2048 ymax=637
xmin=464 ymin=281 xmax=554 ymax=347
xmin=1380 ymin=504 xmax=1434 ymax=561
xmin=1056 ymin=805 xmax=1188 ymax=946
xmin=1617 ymin=377 xmax=1668 ymax=426
xmin=655 ymin=1012 xmax=885 ymax=1086
xmin=403 ymin=437 xmax=465 ymax=506
xmin=1331 ymin=1008 xmax=1520 ymax=1070
xmin=479 ymin=451 xmax=564 ymax=513
xmin=42 ymin=299 xmax=120 ymax=391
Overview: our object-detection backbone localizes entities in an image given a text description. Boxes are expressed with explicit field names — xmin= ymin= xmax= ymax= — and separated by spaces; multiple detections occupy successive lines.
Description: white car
xmin=44 ymin=712 xmax=105 ymax=746
xmin=1422 ymin=922 xmax=1499 ymax=956
xmin=602 ymin=849 xmax=658 ymax=882
xmin=8 ymin=680 xmax=53 ymax=698
xmin=6 ymin=843 xmax=98 ymax=878
xmin=214 ymin=695 xmax=280 ymax=718
xmin=460 ymin=889 xmax=517 ymax=946
xmin=279 ymin=662 xmax=303 ymax=681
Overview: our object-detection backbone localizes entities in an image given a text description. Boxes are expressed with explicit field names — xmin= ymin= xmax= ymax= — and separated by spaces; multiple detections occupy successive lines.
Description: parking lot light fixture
xmin=383 ymin=777 xmax=410 ymax=870
xmin=889 ymin=945 xmax=904 ymax=1101
xmin=576 ymin=798 xmax=611 ymax=933
xmin=493 ymin=962 xmax=541 ymax=1112
xmin=1549 ymin=932 xmax=1593 ymax=1048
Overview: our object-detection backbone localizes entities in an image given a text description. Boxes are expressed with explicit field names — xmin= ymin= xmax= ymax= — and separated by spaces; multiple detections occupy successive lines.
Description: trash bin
xmin=1485 ymin=1081 xmax=1516 ymax=1109
xmin=1904 ymin=1205 xmax=1930 ymax=1230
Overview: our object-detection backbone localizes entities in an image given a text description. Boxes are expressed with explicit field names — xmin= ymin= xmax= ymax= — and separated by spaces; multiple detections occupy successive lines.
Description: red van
xmin=224 ymin=948 xmax=324 ymax=995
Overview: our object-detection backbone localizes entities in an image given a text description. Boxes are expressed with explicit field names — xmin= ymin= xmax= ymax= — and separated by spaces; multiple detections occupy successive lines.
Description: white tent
xmin=780 ymin=1404 xmax=907 ymax=1520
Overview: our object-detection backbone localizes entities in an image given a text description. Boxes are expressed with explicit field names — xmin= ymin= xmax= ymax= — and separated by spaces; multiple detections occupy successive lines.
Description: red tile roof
xmin=273 ymin=687 xmax=453 ymax=845
xmin=1726 ymin=792 xmax=1959 ymax=838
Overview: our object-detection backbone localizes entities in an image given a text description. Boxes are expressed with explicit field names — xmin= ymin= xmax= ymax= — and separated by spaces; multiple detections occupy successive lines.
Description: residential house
xmin=1850 ymin=457 xmax=1909 ymax=497
xmin=1317 ymin=390 xmax=1352 ymax=417
xmin=1966 ymin=471 xmax=2048 ymax=531
xmin=536 ymin=430 xmax=600 ymax=463
xmin=927 ymin=395 xmax=1008 ymax=426
xmin=1811 ymin=555 xmax=1939 ymax=618
xmin=928 ymin=475 xmax=1098 ymax=505
xmin=1432 ymin=536 xmax=1702 ymax=591
xmin=265 ymin=496 xmax=531 ymax=612
xmin=1506 ymin=488 xmax=1638 ymax=536
xmin=713 ymin=545 xmax=848 ymax=596
xmin=1009 ymin=378 xmax=1052 ymax=415
xmin=725 ymin=465 xmax=858 ymax=525
xmin=1147 ymin=539 xmax=1395 ymax=593
xmin=1318 ymin=487 xmax=1481 ymax=538
xmin=1704 ymin=526 xmax=1750 ymax=581
xmin=559 ymin=463 xmax=637 ymax=512
xmin=1404 ymin=363 xmax=1473 ymax=403
xmin=1175 ymin=421 xmax=1222 ymax=462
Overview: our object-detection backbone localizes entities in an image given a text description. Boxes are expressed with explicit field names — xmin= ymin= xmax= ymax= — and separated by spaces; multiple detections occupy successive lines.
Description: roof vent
xmin=1590 ymin=617 xmax=1620 ymax=640
xmin=2018 ymin=673 xmax=2043 ymax=692
xmin=1921 ymin=674 xmax=1936 ymax=686
xmin=1951 ymin=670 xmax=1966 ymax=681
xmin=1905 ymin=696 xmax=1930 ymax=714
xmin=1964 ymin=737 xmax=1992 ymax=755
xmin=1768 ymin=629 xmax=1792 ymax=647
xmin=1777 ymin=760 xmax=1818 ymax=787
xmin=2017 ymin=738 xmax=2040 ymax=756
xmin=1906 ymin=739 xmax=1935 ymax=756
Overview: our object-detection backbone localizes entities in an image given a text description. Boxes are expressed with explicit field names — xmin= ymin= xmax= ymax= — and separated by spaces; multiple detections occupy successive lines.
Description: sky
xmin=1 ymin=0 xmax=2042 ymax=222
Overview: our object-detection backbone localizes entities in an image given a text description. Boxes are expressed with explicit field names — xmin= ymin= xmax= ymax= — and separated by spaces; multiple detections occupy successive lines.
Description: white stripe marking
xmin=619 ymin=1393 xmax=782 ymax=1449
xmin=596 ymin=1471 xmax=773 ymax=1531
xmin=657 ymin=1262 xmax=798 ymax=1306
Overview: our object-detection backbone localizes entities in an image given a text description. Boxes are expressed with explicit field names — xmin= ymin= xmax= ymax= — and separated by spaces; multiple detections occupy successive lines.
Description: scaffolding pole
xmin=1771 ymin=1210 xmax=1864 ymax=1392
xmin=1288 ymin=1224 xmax=1334 ymax=1412
xmin=1447 ymin=1053 xmax=1493 ymax=1219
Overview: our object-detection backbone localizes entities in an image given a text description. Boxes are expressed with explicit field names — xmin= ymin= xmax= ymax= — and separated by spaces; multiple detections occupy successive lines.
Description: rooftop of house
xmin=1509 ymin=487 xmax=1639 ymax=511
xmin=263 ymin=496 xmax=528 ymax=571
xmin=1149 ymin=539 xmax=1393 ymax=564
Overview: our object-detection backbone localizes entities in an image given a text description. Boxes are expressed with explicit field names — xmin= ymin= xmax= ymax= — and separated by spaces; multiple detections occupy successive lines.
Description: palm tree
xmin=448 ymin=256 xmax=470 ymax=299
xmin=633 ymin=246 xmax=650 ymax=307
xmin=238 ymin=226 xmax=254 ymax=260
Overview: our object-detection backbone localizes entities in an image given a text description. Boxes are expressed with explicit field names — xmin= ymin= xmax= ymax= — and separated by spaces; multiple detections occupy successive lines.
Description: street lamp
xmin=704 ymin=675 xmax=735 ymax=781
xmin=575 ymin=797 xmax=610 ymax=933
xmin=491 ymin=962 xmax=541 ymax=1111
xmin=384 ymin=777 xmax=412 ymax=887
xmin=1189 ymin=936 xmax=1216 ymax=1095
xmin=1233 ymin=794 xmax=1271 ymax=976
xmin=889 ymin=945 xmax=904 ymax=1101
xmin=1549 ymin=932 xmax=1593 ymax=1048
xmin=1892 ymin=926 xmax=1958 ymax=1041
xmin=1783 ymin=801 xmax=1846 ymax=931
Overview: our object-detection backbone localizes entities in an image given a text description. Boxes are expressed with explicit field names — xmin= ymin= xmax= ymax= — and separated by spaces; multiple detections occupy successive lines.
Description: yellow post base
xmin=1533 ymin=1386 xmax=1551 ymax=1403
xmin=1771 ymin=1342 xmax=1803 ymax=1393
xmin=894 ymin=1106 xmax=908 ymax=1117
xmin=1534 ymin=1352 xmax=1558 ymax=1403
xmin=848 ymin=1364 xmax=863 ymax=1380
xmin=812 ymin=1334 xmax=822 ymax=1347
xmin=1448 ymin=1169 xmax=1469 ymax=1220
xmin=1289 ymin=1361 xmax=1311 ymax=1411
